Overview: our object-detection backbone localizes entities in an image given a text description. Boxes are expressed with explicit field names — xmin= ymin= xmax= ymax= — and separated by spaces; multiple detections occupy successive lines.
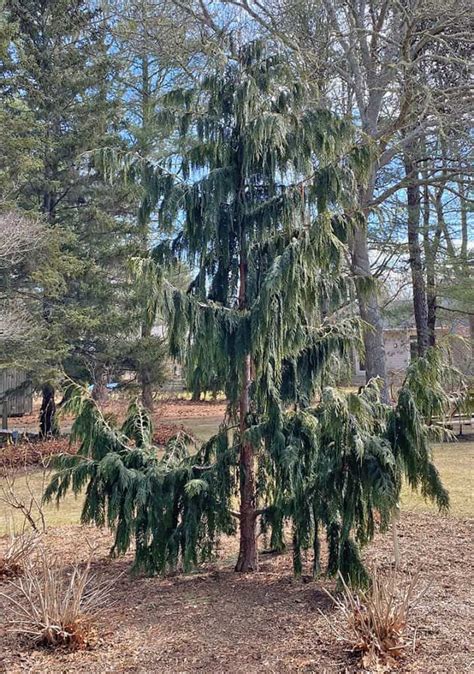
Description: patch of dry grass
xmin=324 ymin=570 xmax=425 ymax=670
xmin=0 ymin=469 xmax=84 ymax=536
xmin=1 ymin=546 xmax=114 ymax=650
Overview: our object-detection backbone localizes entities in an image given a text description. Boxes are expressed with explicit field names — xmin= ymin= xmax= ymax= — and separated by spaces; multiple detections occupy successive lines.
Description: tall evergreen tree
xmin=46 ymin=41 xmax=448 ymax=583
xmin=106 ymin=0 xmax=194 ymax=409
xmin=2 ymin=0 xmax=137 ymax=427
xmin=0 ymin=211 xmax=66 ymax=394
xmin=160 ymin=41 xmax=365 ymax=570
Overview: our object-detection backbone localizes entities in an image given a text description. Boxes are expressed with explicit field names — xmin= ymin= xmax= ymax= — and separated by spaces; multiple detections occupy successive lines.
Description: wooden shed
xmin=0 ymin=369 xmax=33 ymax=416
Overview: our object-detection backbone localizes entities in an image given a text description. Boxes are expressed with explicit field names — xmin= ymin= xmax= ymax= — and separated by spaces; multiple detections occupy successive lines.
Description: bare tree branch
xmin=0 ymin=212 xmax=46 ymax=265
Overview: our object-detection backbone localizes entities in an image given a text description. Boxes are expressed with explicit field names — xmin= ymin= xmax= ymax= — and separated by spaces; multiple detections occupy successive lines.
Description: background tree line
xmin=0 ymin=0 xmax=472 ymax=431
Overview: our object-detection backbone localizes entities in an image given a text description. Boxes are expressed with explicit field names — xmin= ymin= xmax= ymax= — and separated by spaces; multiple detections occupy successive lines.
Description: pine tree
xmin=0 ymin=8 xmax=41 ymax=206
xmin=0 ymin=211 xmax=67 ymax=395
xmin=2 ymin=0 xmax=137 ymax=427
xmin=99 ymin=0 xmax=196 ymax=409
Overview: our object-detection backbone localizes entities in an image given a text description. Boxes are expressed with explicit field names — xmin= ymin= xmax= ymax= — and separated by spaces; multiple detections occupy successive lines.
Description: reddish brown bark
xmin=235 ymin=354 xmax=258 ymax=572
xmin=234 ymin=249 xmax=258 ymax=572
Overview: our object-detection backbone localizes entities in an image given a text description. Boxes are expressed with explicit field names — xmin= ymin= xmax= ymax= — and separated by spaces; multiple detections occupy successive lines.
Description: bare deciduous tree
xmin=0 ymin=212 xmax=45 ymax=266
xmin=212 ymin=0 xmax=472 ymax=392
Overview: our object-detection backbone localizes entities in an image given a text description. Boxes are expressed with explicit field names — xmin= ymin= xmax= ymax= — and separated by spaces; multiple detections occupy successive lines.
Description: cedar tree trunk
xmin=235 ymin=252 xmax=258 ymax=572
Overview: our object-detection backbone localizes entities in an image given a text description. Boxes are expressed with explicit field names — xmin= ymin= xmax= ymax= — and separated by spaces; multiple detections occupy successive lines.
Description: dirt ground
xmin=0 ymin=512 xmax=472 ymax=674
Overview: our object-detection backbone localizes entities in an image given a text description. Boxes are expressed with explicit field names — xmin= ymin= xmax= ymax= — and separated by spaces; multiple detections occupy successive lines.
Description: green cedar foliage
xmin=45 ymin=352 xmax=449 ymax=582
xmin=44 ymin=385 xmax=236 ymax=575
xmin=159 ymin=40 xmax=366 ymax=412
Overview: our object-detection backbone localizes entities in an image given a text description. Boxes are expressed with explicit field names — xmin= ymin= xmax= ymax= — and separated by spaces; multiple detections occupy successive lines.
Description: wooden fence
xmin=0 ymin=369 xmax=33 ymax=417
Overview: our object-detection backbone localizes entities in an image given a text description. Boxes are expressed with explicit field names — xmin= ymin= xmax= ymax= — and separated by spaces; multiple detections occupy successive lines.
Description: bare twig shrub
xmin=0 ymin=532 xmax=39 ymax=580
xmin=1 ymin=546 xmax=115 ymax=649
xmin=0 ymin=464 xmax=47 ymax=533
xmin=324 ymin=570 xmax=425 ymax=669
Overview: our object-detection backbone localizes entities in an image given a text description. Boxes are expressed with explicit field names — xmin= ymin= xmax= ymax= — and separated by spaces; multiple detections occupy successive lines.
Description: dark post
xmin=1 ymin=399 xmax=7 ymax=430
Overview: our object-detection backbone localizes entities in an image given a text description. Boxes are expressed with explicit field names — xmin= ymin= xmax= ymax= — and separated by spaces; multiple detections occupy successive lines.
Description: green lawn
xmin=1 ymin=440 xmax=472 ymax=536
xmin=400 ymin=442 xmax=473 ymax=517
xmin=0 ymin=469 xmax=84 ymax=536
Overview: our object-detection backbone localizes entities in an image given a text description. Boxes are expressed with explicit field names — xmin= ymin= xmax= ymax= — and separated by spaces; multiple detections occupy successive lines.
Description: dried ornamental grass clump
xmin=324 ymin=569 xmax=425 ymax=670
xmin=1 ymin=546 xmax=115 ymax=650
xmin=0 ymin=532 xmax=39 ymax=580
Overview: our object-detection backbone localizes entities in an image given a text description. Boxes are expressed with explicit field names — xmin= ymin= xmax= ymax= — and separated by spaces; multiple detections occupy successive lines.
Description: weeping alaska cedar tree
xmin=159 ymin=40 xmax=368 ymax=572
xmin=45 ymin=42 xmax=449 ymax=582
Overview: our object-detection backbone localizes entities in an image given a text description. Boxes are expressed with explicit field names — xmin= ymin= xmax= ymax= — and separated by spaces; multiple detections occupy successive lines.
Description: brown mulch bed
xmin=0 ymin=439 xmax=76 ymax=471
xmin=76 ymin=397 xmax=226 ymax=425
xmin=0 ymin=512 xmax=472 ymax=673
xmin=152 ymin=423 xmax=190 ymax=445
xmin=154 ymin=398 xmax=227 ymax=421
xmin=0 ymin=422 xmax=192 ymax=472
